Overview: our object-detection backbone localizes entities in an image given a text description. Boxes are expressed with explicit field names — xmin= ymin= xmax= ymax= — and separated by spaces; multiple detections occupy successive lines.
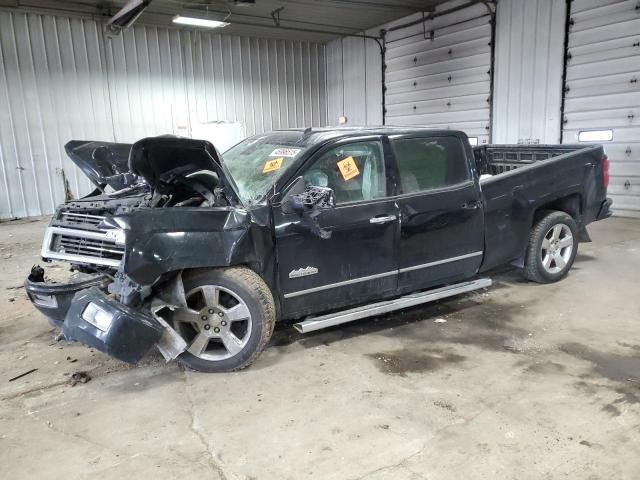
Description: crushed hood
xmin=65 ymin=140 xmax=138 ymax=191
xmin=65 ymin=136 xmax=240 ymax=204
xmin=129 ymin=136 xmax=240 ymax=203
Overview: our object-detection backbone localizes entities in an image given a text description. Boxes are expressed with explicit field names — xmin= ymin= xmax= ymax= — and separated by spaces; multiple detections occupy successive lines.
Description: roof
xmin=267 ymin=126 xmax=466 ymax=146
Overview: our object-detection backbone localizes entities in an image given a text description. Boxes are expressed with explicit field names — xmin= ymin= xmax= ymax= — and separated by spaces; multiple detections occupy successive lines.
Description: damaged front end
xmin=26 ymin=136 xmax=255 ymax=364
xmin=25 ymin=266 xmax=164 ymax=363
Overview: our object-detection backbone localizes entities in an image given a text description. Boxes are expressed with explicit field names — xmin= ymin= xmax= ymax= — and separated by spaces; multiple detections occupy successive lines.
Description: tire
xmin=524 ymin=210 xmax=578 ymax=283
xmin=172 ymin=267 xmax=275 ymax=373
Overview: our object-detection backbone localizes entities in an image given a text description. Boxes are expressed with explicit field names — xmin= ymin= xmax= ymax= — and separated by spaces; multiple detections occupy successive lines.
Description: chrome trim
xmin=41 ymin=226 xmax=123 ymax=267
xmin=398 ymin=251 xmax=483 ymax=273
xmin=283 ymin=270 xmax=397 ymax=299
xmin=283 ymin=251 xmax=484 ymax=299
xmin=294 ymin=278 xmax=492 ymax=333
xmin=369 ymin=215 xmax=397 ymax=224
xmin=60 ymin=212 xmax=105 ymax=220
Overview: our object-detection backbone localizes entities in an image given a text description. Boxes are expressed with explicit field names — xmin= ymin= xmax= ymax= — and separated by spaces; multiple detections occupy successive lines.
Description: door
xmin=273 ymin=138 xmax=399 ymax=318
xmin=384 ymin=1 xmax=493 ymax=145
xmin=561 ymin=0 xmax=640 ymax=218
xmin=389 ymin=134 xmax=484 ymax=292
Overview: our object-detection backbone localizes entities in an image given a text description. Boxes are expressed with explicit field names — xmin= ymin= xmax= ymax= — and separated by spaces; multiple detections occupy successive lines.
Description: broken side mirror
xmin=282 ymin=177 xmax=335 ymax=214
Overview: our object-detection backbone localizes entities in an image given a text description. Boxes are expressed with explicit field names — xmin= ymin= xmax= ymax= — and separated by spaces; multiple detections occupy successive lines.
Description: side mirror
xmin=281 ymin=176 xmax=335 ymax=214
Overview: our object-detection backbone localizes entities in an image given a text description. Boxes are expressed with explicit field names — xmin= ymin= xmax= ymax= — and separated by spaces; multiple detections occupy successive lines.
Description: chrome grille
xmin=42 ymin=226 xmax=123 ymax=267
xmin=60 ymin=211 xmax=105 ymax=227
xmin=53 ymin=234 xmax=123 ymax=258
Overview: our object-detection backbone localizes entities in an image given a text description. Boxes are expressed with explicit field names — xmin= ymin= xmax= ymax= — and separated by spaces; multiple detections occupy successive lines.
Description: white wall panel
xmin=325 ymin=30 xmax=383 ymax=126
xmin=0 ymin=10 xmax=327 ymax=219
xmin=492 ymin=0 xmax=566 ymax=144
xmin=105 ymin=26 xmax=189 ymax=142
xmin=562 ymin=0 xmax=640 ymax=217
xmin=383 ymin=0 xmax=493 ymax=143
xmin=0 ymin=12 xmax=110 ymax=219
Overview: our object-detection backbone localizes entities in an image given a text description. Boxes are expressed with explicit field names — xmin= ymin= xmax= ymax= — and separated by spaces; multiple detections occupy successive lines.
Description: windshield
xmin=222 ymin=131 xmax=311 ymax=204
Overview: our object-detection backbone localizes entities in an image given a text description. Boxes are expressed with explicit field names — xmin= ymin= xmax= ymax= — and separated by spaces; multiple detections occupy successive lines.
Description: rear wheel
xmin=165 ymin=267 xmax=275 ymax=372
xmin=524 ymin=211 xmax=578 ymax=283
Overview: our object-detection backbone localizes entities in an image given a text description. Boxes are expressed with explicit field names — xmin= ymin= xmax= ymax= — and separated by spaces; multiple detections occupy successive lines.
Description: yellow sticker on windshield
xmin=337 ymin=156 xmax=360 ymax=181
xmin=262 ymin=157 xmax=283 ymax=174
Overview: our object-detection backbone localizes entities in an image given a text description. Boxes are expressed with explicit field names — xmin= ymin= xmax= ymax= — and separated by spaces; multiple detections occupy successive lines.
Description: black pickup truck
xmin=25 ymin=128 xmax=612 ymax=372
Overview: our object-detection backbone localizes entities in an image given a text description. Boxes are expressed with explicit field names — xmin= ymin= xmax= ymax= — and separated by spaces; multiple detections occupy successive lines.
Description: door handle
xmin=369 ymin=215 xmax=397 ymax=224
xmin=462 ymin=201 xmax=481 ymax=210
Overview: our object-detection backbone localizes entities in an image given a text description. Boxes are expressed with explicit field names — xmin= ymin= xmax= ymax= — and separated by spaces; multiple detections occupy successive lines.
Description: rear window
xmin=391 ymin=136 xmax=470 ymax=194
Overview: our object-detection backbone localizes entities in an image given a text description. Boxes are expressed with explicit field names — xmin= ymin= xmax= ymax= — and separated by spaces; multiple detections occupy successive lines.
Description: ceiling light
xmin=172 ymin=15 xmax=230 ymax=28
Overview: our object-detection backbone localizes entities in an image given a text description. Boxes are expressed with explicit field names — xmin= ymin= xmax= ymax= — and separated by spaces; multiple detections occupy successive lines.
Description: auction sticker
xmin=270 ymin=147 xmax=301 ymax=158
xmin=337 ymin=156 xmax=360 ymax=181
xmin=263 ymin=157 xmax=284 ymax=174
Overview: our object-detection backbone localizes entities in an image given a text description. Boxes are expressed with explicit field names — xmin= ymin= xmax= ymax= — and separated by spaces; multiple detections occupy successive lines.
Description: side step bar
xmin=293 ymin=278 xmax=492 ymax=334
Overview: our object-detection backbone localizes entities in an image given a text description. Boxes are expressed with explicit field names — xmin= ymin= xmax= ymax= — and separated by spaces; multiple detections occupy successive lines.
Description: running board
xmin=293 ymin=278 xmax=492 ymax=334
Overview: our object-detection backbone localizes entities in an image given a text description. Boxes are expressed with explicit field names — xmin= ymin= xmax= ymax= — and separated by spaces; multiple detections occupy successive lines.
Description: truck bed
xmin=473 ymin=144 xmax=586 ymax=176
xmin=473 ymin=144 xmax=609 ymax=272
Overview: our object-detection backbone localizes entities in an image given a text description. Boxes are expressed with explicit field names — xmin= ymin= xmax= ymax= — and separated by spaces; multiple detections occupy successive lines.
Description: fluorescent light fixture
xmin=578 ymin=129 xmax=613 ymax=142
xmin=468 ymin=137 xmax=478 ymax=146
xmin=173 ymin=15 xmax=230 ymax=28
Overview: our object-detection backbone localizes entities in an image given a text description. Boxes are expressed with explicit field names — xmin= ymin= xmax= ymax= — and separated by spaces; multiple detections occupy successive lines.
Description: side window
xmin=303 ymin=141 xmax=386 ymax=204
xmin=391 ymin=137 xmax=470 ymax=194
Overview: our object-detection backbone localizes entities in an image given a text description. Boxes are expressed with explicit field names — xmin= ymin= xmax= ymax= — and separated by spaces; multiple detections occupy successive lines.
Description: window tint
xmin=303 ymin=141 xmax=386 ymax=204
xmin=392 ymin=137 xmax=470 ymax=194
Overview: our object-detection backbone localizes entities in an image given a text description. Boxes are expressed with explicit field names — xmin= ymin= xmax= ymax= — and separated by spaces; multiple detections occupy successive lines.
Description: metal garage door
xmin=562 ymin=0 xmax=640 ymax=217
xmin=384 ymin=1 xmax=494 ymax=145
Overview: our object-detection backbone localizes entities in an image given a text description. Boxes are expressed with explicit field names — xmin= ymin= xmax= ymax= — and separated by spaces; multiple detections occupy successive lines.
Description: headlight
xmin=82 ymin=303 xmax=114 ymax=331
xmin=104 ymin=228 xmax=126 ymax=245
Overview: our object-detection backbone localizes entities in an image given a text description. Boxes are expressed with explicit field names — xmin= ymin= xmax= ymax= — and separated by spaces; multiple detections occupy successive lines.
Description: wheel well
xmin=532 ymin=194 xmax=582 ymax=225
xmin=179 ymin=265 xmax=282 ymax=319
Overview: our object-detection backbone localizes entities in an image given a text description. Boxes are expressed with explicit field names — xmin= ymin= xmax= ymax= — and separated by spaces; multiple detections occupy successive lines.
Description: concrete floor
xmin=1 ymin=217 xmax=639 ymax=480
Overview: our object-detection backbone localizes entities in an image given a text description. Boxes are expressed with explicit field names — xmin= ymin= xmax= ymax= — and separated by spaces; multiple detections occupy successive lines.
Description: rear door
xmin=273 ymin=137 xmax=400 ymax=319
xmin=389 ymin=133 xmax=484 ymax=292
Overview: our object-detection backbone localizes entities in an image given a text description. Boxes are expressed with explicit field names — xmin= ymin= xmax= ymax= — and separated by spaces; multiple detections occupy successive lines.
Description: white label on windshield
xmin=270 ymin=148 xmax=301 ymax=158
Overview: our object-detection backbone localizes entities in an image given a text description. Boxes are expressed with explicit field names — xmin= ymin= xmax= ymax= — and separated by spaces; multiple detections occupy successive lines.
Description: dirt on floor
xmin=1 ymin=216 xmax=639 ymax=480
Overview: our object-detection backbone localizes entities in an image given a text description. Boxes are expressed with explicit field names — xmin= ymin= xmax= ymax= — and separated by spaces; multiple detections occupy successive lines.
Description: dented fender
xmin=108 ymin=205 xmax=275 ymax=288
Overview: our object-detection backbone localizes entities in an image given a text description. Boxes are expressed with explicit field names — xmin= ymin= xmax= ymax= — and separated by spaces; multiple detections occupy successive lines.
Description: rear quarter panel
xmin=480 ymin=145 xmax=605 ymax=272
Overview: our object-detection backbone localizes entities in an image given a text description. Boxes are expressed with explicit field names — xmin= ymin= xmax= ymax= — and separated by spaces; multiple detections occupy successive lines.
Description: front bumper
xmin=25 ymin=272 xmax=104 ymax=326
xmin=25 ymin=272 xmax=163 ymax=364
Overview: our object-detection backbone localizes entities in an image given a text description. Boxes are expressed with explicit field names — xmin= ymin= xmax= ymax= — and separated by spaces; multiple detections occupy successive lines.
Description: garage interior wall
xmin=0 ymin=10 xmax=327 ymax=219
xmin=325 ymin=0 xmax=493 ymax=144
xmin=562 ymin=0 xmax=640 ymax=218
xmin=491 ymin=0 xmax=566 ymax=144
xmin=325 ymin=31 xmax=382 ymax=126
xmin=383 ymin=0 xmax=493 ymax=144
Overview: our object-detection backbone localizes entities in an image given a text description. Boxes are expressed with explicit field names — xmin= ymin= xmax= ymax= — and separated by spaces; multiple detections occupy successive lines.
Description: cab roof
xmin=262 ymin=126 xmax=467 ymax=149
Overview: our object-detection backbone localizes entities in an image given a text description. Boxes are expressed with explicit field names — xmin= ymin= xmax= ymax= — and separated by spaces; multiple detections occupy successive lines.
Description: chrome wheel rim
xmin=168 ymin=285 xmax=252 ymax=361
xmin=540 ymin=223 xmax=574 ymax=274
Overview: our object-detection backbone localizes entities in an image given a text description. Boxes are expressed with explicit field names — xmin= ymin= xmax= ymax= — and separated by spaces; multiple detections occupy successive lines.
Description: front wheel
xmin=165 ymin=267 xmax=275 ymax=372
xmin=524 ymin=211 xmax=578 ymax=284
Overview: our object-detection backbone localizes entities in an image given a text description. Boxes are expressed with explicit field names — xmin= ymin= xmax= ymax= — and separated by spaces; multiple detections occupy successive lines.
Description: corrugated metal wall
xmin=0 ymin=13 xmax=109 ymax=218
xmin=383 ymin=0 xmax=492 ymax=144
xmin=492 ymin=0 xmax=566 ymax=144
xmin=325 ymin=31 xmax=383 ymax=126
xmin=562 ymin=0 xmax=640 ymax=218
xmin=0 ymin=10 xmax=327 ymax=219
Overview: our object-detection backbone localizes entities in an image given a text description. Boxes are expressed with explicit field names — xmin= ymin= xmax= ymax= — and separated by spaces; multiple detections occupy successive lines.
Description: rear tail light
xmin=602 ymin=154 xmax=610 ymax=188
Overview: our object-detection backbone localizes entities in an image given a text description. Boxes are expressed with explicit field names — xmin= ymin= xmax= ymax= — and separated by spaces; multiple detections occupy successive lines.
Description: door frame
xmin=384 ymin=131 xmax=485 ymax=292
xmin=270 ymin=134 xmax=402 ymax=318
